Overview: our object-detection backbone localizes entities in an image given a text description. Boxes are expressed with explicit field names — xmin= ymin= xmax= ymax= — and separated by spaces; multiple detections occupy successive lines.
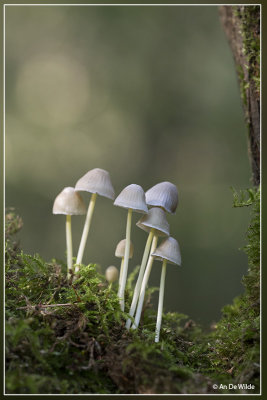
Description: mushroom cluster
xmin=52 ymin=169 xmax=182 ymax=342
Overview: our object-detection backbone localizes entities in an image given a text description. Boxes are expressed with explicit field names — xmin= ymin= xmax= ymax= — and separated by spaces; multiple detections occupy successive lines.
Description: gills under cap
xmin=115 ymin=239 xmax=134 ymax=258
xmin=136 ymin=207 xmax=170 ymax=237
xmin=53 ymin=187 xmax=86 ymax=215
xmin=114 ymin=184 xmax=148 ymax=214
xmin=152 ymin=236 xmax=181 ymax=266
xmin=145 ymin=181 xmax=178 ymax=214
xmin=75 ymin=168 xmax=115 ymax=200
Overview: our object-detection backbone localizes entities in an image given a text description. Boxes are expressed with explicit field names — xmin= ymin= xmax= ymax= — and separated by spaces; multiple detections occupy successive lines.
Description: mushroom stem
xmin=126 ymin=229 xmax=155 ymax=330
xmin=132 ymin=235 xmax=158 ymax=329
xmin=118 ymin=258 xmax=124 ymax=295
xmin=118 ymin=208 xmax=133 ymax=311
xmin=75 ymin=192 xmax=98 ymax=270
xmin=66 ymin=214 xmax=73 ymax=280
xmin=155 ymin=259 xmax=167 ymax=342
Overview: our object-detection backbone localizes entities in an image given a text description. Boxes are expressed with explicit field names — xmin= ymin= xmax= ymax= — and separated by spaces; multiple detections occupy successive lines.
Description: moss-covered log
xmin=5 ymin=192 xmax=260 ymax=394
xmin=219 ymin=5 xmax=260 ymax=185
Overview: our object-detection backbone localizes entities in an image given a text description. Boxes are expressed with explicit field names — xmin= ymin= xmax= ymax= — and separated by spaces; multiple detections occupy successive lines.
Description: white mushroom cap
xmin=53 ymin=187 xmax=86 ymax=215
xmin=114 ymin=184 xmax=148 ymax=214
xmin=75 ymin=168 xmax=115 ymax=200
xmin=115 ymin=239 xmax=134 ymax=258
xmin=105 ymin=265 xmax=119 ymax=283
xmin=145 ymin=182 xmax=178 ymax=214
xmin=136 ymin=207 xmax=170 ymax=237
xmin=151 ymin=237 xmax=181 ymax=266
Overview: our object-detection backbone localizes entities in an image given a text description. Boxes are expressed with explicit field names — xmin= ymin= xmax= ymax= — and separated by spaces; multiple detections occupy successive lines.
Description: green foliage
xmin=5 ymin=189 xmax=260 ymax=394
xmin=5 ymin=208 xmax=23 ymax=263
xmin=5 ymin=243 xmax=208 ymax=394
xmin=207 ymin=187 xmax=260 ymax=392
xmin=231 ymin=187 xmax=260 ymax=208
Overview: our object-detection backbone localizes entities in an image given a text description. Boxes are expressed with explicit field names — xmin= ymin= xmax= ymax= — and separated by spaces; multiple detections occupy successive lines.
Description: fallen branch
xmin=17 ymin=302 xmax=80 ymax=310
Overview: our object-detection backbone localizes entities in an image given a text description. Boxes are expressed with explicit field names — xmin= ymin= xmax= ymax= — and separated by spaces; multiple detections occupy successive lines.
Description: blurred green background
xmin=5 ymin=5 xmax=251 ymax=327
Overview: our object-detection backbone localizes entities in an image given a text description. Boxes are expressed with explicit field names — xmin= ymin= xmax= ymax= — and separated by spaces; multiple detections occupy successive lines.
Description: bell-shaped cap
xmin=53 ymin=187 xmax=86 ymax=215
xmin=105 ymin=265 xmax=119 ymax=283
xmin=145 ymin=181 xmax=178 ymax=214
xmin=75 ymin=168 xmax=115 ymax=200
xmin=136 ymin=207 xmax=170 ymax=237
xmin=115 ymin=239 xmax=134 ymax=258
xmin=152 ymin=237 xmax=181 ymax=266
xmin=114 ymin=184 xmax=148 ymax=214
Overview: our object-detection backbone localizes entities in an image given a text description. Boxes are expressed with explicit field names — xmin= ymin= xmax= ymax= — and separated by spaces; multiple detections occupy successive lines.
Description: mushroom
xmin=75 ymin=168 xmax=115 ymax=271
xmin=105 ymin=265 xmax=119 ymax=284
xmin=132 ymin=183 xmax=178 ymax=330
xmin=53 ymin=187 xmax=86 ymax=280
xmin=126 ymin=207 xmax=169 ymax=330
xmin=145 ymin=181 xmax=178 ymax=214
xmin=114 ymin=184 xmax=148 ymax=311
xmin=151 ymin=237 xmax=181 ymax=342
xmin=115 ymin=239 xmax=134 ymax=292
xmin=131 ymin=234 xmax=158 ymax=330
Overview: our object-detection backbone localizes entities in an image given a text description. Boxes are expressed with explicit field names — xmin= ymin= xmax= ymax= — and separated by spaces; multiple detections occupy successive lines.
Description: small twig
xmin=72 ymin=285 xmax=81 ymax=302
xmin=68 ymin=338 xmax=86 ymax=348
xmin=17 ymin=302 xmax=80 ymax=310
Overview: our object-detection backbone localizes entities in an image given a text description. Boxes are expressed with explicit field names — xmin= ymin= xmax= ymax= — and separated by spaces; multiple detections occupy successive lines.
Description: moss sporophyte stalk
xmin=5 ymin=176 xmax=260 ymax=394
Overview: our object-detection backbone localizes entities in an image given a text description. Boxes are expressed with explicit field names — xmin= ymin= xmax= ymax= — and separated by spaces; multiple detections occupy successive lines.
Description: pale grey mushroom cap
xmin=145 ymin=181 xmax=178 ymax=214
xmin=115 ymin=239 xmax=134 ymax=258
xmin=53 ymin=187 xmax=86 ymax=215
xmin=75 ymin=168 xmax=115 ymax=200
xmin=114 ymin=184 xmax=148 ymax=214
xmin=152 ymin=237 xmax=181 ymax=266
xmin=105 ymin=265 xmax=119 ymax=283
xmin=136 ymin=207 xmax=170 ymax=237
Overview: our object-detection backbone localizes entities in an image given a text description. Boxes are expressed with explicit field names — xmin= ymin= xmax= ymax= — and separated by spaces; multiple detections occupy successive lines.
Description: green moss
xmin=235 ymin=6 xmax=260 ymax=95
xmin=241 ymin=7 xmax=260 ymax=93
xmin=207 ymin=187 xmax=260 ymax=392
xmin=237 ymin=65 xmax=248 ymax=108
xmin=5 ymin=190 xmax=260 ymax=394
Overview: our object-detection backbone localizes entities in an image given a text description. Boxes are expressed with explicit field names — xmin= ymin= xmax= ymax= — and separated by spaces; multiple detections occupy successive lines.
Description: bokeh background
xmin=5 ymin=5 xmax=252 ymax=327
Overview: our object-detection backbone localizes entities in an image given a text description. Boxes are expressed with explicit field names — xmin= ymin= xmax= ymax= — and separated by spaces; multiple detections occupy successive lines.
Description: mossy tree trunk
xmin=219 ymin=5 xmax=260 ymax=186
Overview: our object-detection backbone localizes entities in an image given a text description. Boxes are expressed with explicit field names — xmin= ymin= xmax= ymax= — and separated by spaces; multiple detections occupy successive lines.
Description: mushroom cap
xmin=115 ymin=239 xmax=134 ymax=258
xmin=53 ymin=187 xmax=86 ymax=215
xmin=151 ymin=237 xmax=181 ymax=266
xmin=145 ymin=181 xmax=178 ymax=214
xmin=114 ymin=184 xmax=148 ymax=214
xmin=105 ymin=266 xmax=119 ymax=283
xmin=75 ymin=168 xmax=115 ymax=200
xmin=136 ymin=207 xmax=170 ymax=237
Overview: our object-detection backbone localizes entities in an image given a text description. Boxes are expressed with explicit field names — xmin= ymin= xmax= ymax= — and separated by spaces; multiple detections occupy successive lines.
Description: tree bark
xmin=219 ymin=5 xmax=260 ymax=186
